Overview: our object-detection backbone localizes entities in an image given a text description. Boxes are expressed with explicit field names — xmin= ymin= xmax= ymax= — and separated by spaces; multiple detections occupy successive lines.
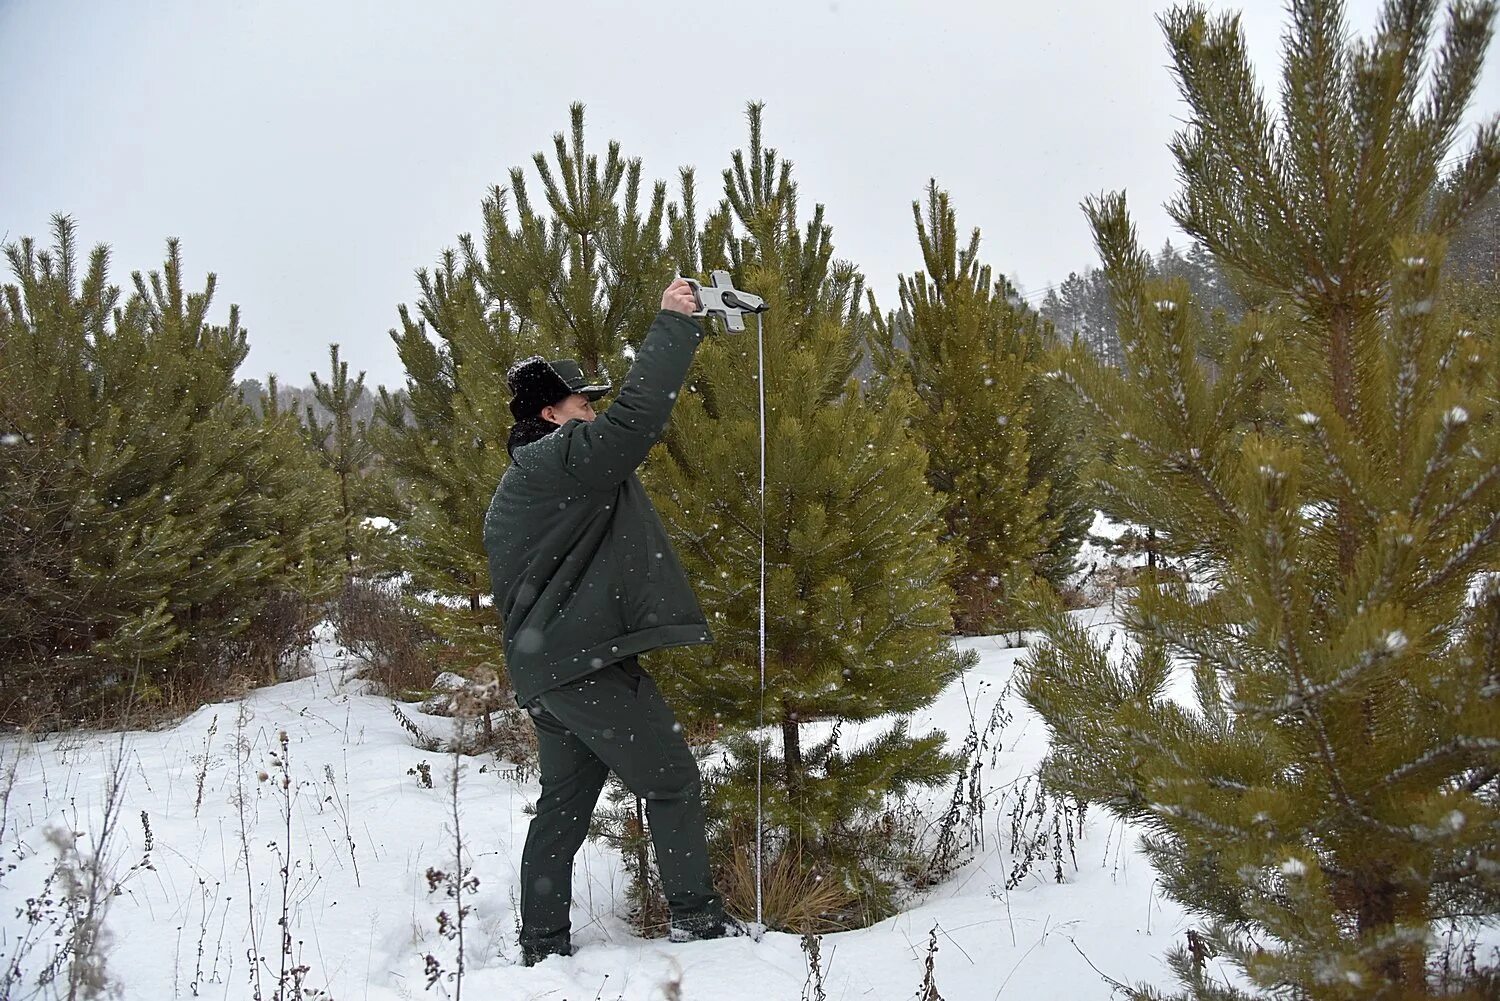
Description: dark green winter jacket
xmin=483 ymin=310 xmax=714 ymax=706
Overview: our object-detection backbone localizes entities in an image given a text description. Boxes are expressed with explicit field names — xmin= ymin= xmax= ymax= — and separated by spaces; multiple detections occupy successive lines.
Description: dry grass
xmin=716 ymin=837 xmax=856 ymax=935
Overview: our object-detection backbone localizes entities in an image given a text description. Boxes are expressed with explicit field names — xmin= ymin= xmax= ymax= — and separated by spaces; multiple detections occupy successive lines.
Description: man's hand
xmin=661 ymin=277 xmax=699 ymax=316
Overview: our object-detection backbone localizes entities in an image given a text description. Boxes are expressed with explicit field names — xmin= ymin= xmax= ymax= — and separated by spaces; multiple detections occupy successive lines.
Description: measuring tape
xmin=685 ymin=271 xmax=770 ymax=930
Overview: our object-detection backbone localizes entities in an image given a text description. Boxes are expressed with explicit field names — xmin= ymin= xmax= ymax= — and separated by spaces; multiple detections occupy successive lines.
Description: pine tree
xmin=307 ymin=344 xmax=374 ymax=566
xmin=372 ymin=103 xmax=676 ymax=686
xmin=1041 ymin=268 xmax=1122 ymax=366
xmin=646 ymin=106 xmax=973 ymax=920
xmin=0 ymin=218 xmax=340 ymax=719
xmin=1445 ymin=181 xmax=1500 ymax=284
xmin=258 ymin=373 xmax=346 ymax=612
xmin=1022 ymin=2 xmax=1500 ymax=996
xmin=867 ymin=181 xmax=1081 ymax=631
xmin=370 ymin=251 xmax=521 ymax=681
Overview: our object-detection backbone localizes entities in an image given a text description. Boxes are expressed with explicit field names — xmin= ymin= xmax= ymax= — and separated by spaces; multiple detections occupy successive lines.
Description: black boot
xmin=519 ymin=936 xmax=572 ymax=967
xmin=668 ymin=912 xmax=753 ymax=943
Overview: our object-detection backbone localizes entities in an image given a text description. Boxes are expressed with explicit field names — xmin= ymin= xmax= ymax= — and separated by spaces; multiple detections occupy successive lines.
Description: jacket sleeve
xmin=555 ymin=310 xmax=704 ymax=490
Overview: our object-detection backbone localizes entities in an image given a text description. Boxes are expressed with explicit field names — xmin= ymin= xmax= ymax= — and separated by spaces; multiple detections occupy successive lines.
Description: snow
xmin=1084 ymin=511 xmax=1128 ymax=543
xmin=0 ymin=613 xmax=1197 ymax=999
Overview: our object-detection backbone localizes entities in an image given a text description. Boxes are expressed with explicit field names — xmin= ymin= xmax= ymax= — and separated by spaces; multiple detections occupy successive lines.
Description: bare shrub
xmin=331 ymin=577 xmax=434 ymax=696
xmin=0 ymin=746 xmax=130 ymax=1001
xmin=1002 ymin=768 xmax=1084 ymax=890
xmin=196 ymin=589 xmax=321 ymax=689
xmin=445 ymin=677 xmax=536 ymax=767
xmin=390 ymin=704 xmax=440 ymax=753
xmin=916 ymin=682 xmax=1011 ymax=888
xmin=801 ymin=930 xmax=828 ymax=1001
xmin=252 ymin=589 xmax=323 ymax=683
xmin=916 ymin=923 xmax=945 ymax=1001
xmin=467 ymin=706 xmax=536 ymax=768
xmin=422 ymin=751 xmax=478 ymax=999
xmin=1430 ymin=927 xmax=1500 ymax=998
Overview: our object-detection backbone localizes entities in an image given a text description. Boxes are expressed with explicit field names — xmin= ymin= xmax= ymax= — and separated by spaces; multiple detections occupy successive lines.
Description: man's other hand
xmin=661 ymin=278 xmax=699 ymax=316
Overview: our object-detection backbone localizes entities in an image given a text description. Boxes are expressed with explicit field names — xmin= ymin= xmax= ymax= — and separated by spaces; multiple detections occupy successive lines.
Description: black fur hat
xmin=506 ymin=356 xmax=611 ymax=420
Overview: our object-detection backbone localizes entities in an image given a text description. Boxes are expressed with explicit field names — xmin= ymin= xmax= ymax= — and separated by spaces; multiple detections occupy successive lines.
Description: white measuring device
xmin=684 ymin=271 xmax=770 ymax=931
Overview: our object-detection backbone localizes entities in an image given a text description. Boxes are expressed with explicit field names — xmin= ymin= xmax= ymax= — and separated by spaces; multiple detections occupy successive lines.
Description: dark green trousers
xmin=518 ymin=656 xmax=722 ymax=952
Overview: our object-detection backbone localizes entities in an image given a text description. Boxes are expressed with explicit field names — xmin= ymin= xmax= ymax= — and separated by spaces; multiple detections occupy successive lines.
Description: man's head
xmin=506 ymin=357 xmax=611 ymax=425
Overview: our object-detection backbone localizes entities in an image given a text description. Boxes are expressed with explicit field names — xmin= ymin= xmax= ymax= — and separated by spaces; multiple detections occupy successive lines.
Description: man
xmin=483 ymin=278 xmax=745 ymax=967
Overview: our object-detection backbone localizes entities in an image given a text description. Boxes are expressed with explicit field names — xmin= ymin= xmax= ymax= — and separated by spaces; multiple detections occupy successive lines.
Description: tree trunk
xmin=1351 ymin=871 xmax=1425 ymax=992
xmin=1327 ymin=303 xmax=1359 ymax=579
xmin=781 ymin=715 xmax=803 ymax=792
xmin=339 ymin=470 xmax=354 ymax=567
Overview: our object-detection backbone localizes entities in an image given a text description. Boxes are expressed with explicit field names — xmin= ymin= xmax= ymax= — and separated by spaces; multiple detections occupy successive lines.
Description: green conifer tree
xmin=259 ymin=373 xmax=346 ymax=611
xmin=0 ymin=219 xmax=340 ymax=718
xmin=372 ymin=103 xmax=676 ymax=685
xmin=370 ymin=252 xmax=519 ymax=680
xmin=1022 ymin=2 xmax=1500 ymax=996
xmin=647 ymin=106 xmax=973 ymax=920
xmin=307 ymin=344 xmax=374 ymax=566
xmin=868 ymin=182 xmax=1090 ymax=631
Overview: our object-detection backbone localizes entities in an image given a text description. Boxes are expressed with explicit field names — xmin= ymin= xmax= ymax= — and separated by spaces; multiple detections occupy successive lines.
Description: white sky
xmin=2 ymin=0 xmax=1496 ymax=390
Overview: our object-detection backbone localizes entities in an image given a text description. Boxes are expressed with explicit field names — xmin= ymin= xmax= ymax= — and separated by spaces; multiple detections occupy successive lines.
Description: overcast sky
xmin=2 ymin=0 xmax=1496 ymax=390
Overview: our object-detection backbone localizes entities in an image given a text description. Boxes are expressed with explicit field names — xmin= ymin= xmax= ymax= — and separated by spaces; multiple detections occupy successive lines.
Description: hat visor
xmin=578 ymin=383 xmax=612 ymax=400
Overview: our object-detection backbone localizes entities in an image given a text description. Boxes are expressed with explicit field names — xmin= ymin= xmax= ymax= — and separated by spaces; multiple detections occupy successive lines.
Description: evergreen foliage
xmin=1445 ymin=184 xmax=1500 ymax=284
xmin=1041 ymin=240 xmax=1245 ymax=368
xmin=646 ymin=106 xmax=973 ymax=921
xmin=372 ymin=103 xmax=677 ymax=684
xmin=1022 ymin=2 xmax=1500 ymax=996
xmin=1042 ymin=266 xmax=1124 ymax=366
xmin=0 ymin=218 xmax=340 ymax=721
xmin=370 ymin=250 xmax=520 ymax=681
xmin=306 ymin=344 xmax=374 ymax=565
xmin=868 ymin=181 xmax=1091 ymax=630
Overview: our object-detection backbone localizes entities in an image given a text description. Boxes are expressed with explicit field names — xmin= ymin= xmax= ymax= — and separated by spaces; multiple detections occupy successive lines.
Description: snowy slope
xmin=0 ymin=609 xmax=1195 ymax=1000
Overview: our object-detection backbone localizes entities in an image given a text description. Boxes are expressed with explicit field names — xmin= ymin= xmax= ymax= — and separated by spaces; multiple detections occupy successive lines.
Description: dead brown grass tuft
xmin=717 ymin=836 xmax=856 ymax=935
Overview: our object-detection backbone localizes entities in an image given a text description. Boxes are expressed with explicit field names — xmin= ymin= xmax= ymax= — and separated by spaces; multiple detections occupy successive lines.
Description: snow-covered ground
xmin=0 ymin=608 xmax=1196 ymax=1000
